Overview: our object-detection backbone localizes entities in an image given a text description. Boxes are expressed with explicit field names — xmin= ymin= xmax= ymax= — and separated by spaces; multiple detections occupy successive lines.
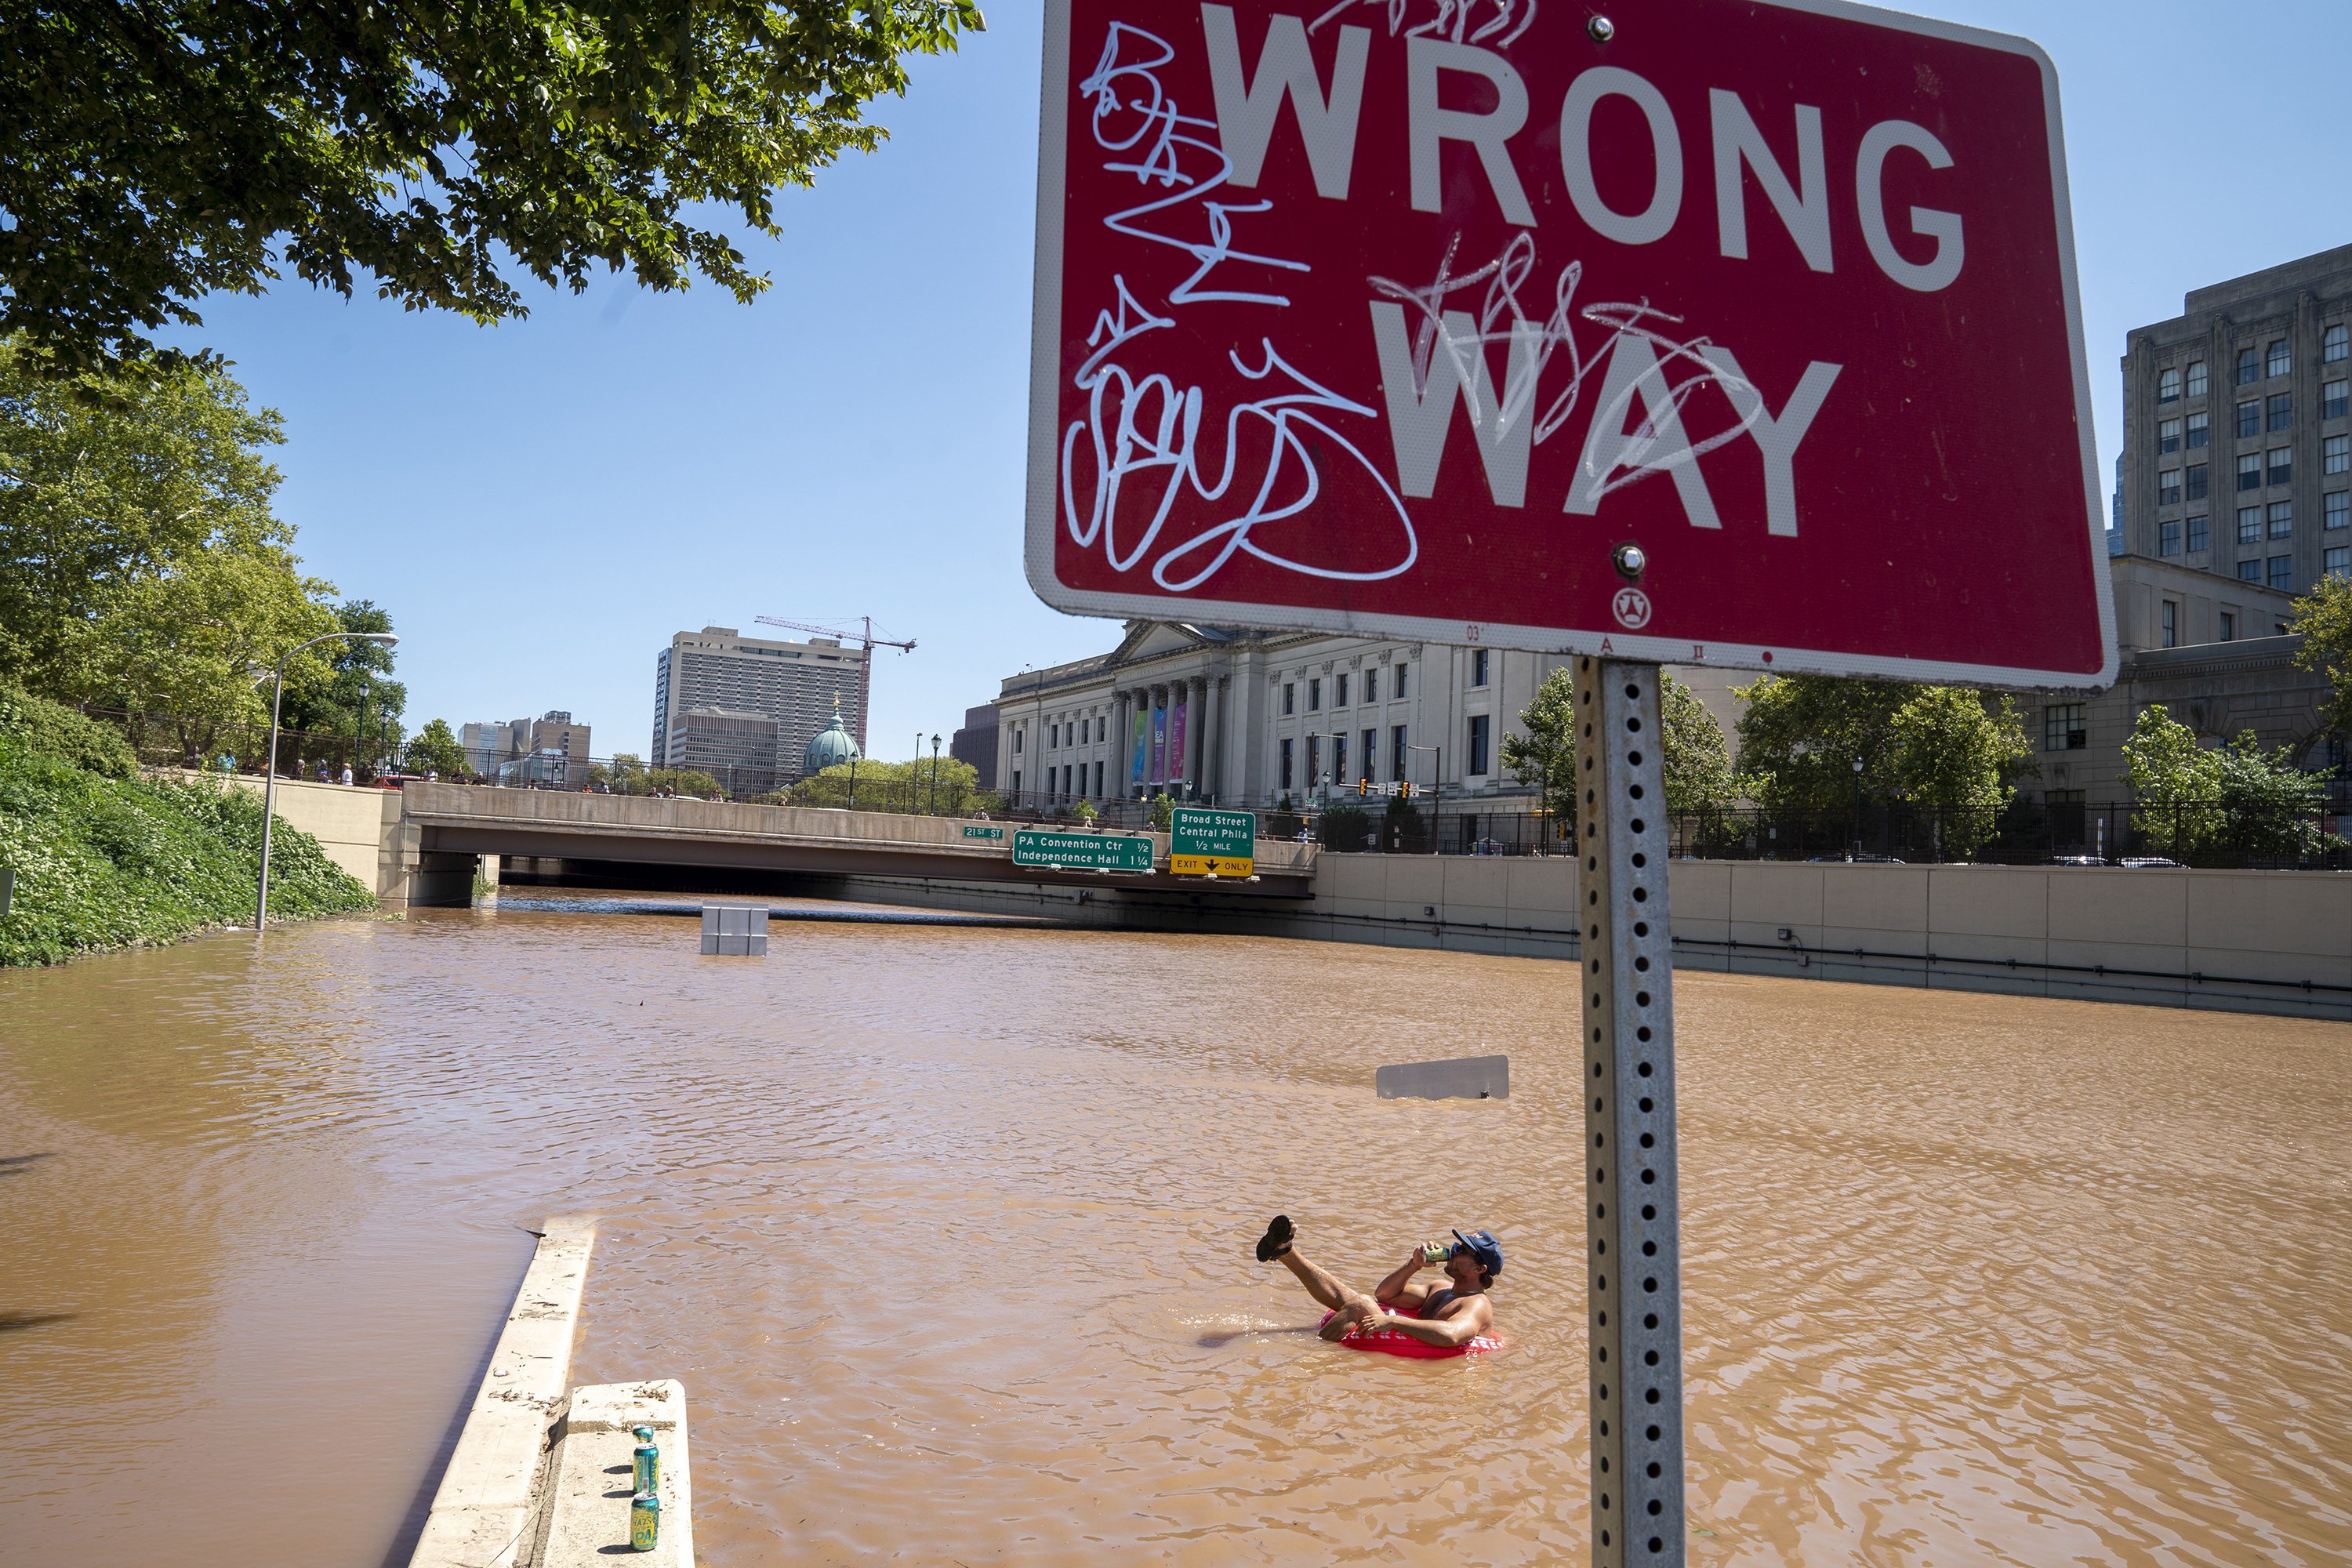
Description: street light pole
xmin=257 ymin=630 xmax=397 ymax=930
xmin=930 ymin=733 xmax=942 ymax=815
xmin=1851 ymin=756 xmax=1865 ymax=859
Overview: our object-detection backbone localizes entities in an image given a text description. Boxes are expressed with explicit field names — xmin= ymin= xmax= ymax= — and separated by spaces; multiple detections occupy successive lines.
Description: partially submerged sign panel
xmin=1377 ymin=1054 xmax=1510 ymax=1101
xmin=1027 ymin=0 xmax=2114 ymax=688
xmin=1171 ymin=805 xmax=1256 ymax=877
xmin=1012 ymin=827 xmax=1156 ymax=871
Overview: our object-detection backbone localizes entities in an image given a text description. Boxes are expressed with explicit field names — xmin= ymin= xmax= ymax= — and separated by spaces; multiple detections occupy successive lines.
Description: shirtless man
xmin=1254 ymin=1215 xmax=1501 ymax=1349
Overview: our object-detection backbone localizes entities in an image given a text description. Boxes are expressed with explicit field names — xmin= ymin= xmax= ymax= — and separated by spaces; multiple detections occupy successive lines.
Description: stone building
xmin=2117 ymin=243 xmax=2351 ymax=593
xmin=649 ymin=626 xmax=866 ymax=785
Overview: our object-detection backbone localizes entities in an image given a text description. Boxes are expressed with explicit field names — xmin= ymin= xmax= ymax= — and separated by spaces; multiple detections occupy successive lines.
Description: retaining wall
xmin=803 ymin=855 xmax=2352 ymax=1022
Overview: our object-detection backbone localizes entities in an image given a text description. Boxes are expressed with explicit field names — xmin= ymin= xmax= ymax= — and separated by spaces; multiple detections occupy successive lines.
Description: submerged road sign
xmin=1011 ymin=827 xmax=1155 ymax=872
xmin=1027 ymin=0 xmax=2114 ymax=689
xmin=1170 ymin=807 xmax=1255 ymax=877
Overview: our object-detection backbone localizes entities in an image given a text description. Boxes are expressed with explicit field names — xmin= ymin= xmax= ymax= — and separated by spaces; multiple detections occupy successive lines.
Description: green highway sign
xmin=1171 ymin=807 xmax=1254 ymax=862
xmin=1011 ymin=827 xmax=1153 ymax=873
xmin=961 ymin=824 xmax=1006 ymax=840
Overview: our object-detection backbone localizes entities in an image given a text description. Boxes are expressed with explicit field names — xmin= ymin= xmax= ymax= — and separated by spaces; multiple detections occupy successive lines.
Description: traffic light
xmin=1399 ymin=780 xmax=1414 ymax=799
xmin=1357 ymin=778 xmax=1369 ymax=797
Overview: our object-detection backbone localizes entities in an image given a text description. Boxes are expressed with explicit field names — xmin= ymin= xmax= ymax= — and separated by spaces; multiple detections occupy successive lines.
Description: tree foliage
xmin=5 ymin=0 xmax=988 ymax=374
xmin=2122 ymin=704 xmax=2334 ymax=860
xmin=789 ymin=755 xmax=982 ymax=813
xmin=1504 ymin=666 xmax=1735 ymax=825
xmin=1732 ymin=674 xmax=1922 ymax=812
xmin=0 ymin=343 xmax=339 ymax=735
xmin=405 ymin=718 xmax=467 ymax=778
xmin=2290 ymin=572 xmax=2352 ymax=742
xmin=278 ymin=600 xmax=406 ymax=759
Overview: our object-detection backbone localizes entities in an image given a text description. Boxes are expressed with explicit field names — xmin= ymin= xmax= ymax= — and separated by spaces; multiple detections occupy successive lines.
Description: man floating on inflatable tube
xmin=1254 ymin=1216 xmax=1503 ymax=1356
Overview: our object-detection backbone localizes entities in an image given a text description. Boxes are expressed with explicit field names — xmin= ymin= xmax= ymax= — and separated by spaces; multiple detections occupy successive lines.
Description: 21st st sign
xmin=1025 ymin=0 xmax=2115 ymax=688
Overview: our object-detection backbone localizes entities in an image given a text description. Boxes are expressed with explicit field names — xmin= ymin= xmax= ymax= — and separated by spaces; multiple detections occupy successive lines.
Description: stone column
xmin=1203 ymin=674 xmax=1223 ymax=802
xmin=1182 ymin=675 xmax=1203 ymax=797
xmin=1109 ymin=690 xmax=1128 ymax=800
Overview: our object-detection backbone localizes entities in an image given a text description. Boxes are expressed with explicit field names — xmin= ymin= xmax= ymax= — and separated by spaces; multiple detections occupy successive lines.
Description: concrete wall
xmin=811 ymin=854 xmax=2352 ymax=1022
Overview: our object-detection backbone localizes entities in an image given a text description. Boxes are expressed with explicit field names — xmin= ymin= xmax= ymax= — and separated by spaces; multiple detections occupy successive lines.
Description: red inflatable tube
xmin=1320 ymin=1303 xmax=1501 ymax=1359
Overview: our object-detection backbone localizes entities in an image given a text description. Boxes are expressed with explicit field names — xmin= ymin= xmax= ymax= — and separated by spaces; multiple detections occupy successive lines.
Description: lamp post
xmin=930 ymin=733 xmax=942 ymax=815
xmin=256 ymin=630 xmax=397 ymax=929
xmin=1851 ymin=756 xmax=1865 ymax=860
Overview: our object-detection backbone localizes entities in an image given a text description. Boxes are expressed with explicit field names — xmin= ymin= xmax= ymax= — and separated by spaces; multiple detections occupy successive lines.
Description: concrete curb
xmin=530 ymin=1380 xmax=695 ymax=1566
xmin=408 ymin=1220 xmax=596 ymax=1568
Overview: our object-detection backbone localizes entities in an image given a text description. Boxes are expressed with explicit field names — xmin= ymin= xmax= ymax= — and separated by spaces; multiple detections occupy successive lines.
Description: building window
xmin=1011 ymin=770 xmax=1022 ymax=795
xmin=1283 ymin=682 xmax=1294 ymax=717
xmin=2269 ymin=447 xmax=2292 ymax=487
xmin=2269 ymin=499 xmax=2293 ymax=537
xmin=2161 ymin=600 xmax=2177 ymax=648
xmin=2270 ymin=556 xmax=2295 ymax=591
xmin=1333 ymin=735 xmax=1347 ymax=783
xmin=2186 ymin=463 xmax=2209 ymax=501
xmin=1094 ymin=760 xmax=1104 ymax=797
xmin=2187 ymin=410 xmax=2209 ymax=449
xmin=2158 ymin=520 xmax=2180 ymax=554
xmin=2328 ymin=492 xmax=2350 ymax=531
xmin=2238 ymin=453 xmax=2263 ymax=492
xmin=2043 ymin=703 xmax=2087 ymax=751
xmin=1360 ymin=728 xmax=1377 ymax=782
xmin=2268 ymin=392 xmax=2293 ymax=432
xmin=1394 ymin=663 xmax=1409 ymax=699
xmin=2327 ymin=434 xmax=2350 ymax=476
xmin=1306 ymin=734 xmax=1321 ymax=782
xmin=1014 ymin=728 xmax=1024 ymax=754
xmin=2157 ymin=468 xmax=2181 ymax=506
xmin=1466 ymin=713 xmax=1490 ymax=775
xmin=2238 ymin=506 xmax=2262 ymax=544
xmin=2235 ymin=401 xmax=2260 ymax=439
xmin=2157 ymin=418 xmax=2181 ymax=454
xmin=2327 ymin=324 xmax=2350 ymax=364
xmin=1392 ymin=724 xmax=1408 ymax=781
xmin=2187 ymin=360 xmax=2209 ymax=397
xmin=1279 ymin=738 xmax=1294 ymax=790
xmin=1470 ymin=648 xmax=1490 ymax=687
xmin=1335 ymin=673 xmax=1349 ymax=707
xmin=2157 ymin=367 xmax=2181 ymax=402
xmin=2237 ymin=347 xmax=2261 ymax=385
xmin=2328 ymin=546 xmax=2352 ymax=580
xmin=2267 ymin=339 xmax=2292 ymax=379
xmin=2187 ymin=514 xmax=2209 ymax=553
xmin=2327 ymin=380 xmax=2350 ymax=420
xmin=2220 ymin=611 xmax=2237 ymax=642
xmin=2238 ymin=559 xmax=2263 ymax=583
xmin=1308 ymin=677 xmax=1321 ymax=711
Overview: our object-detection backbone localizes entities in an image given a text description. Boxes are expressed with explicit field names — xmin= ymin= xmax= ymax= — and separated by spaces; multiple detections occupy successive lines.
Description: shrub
xmin=0 ymin=681 xmax=136 ymax=777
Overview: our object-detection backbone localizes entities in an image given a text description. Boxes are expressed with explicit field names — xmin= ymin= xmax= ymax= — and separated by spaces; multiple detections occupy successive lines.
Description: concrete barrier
xmin=408 ymin=1220 xmax=595 ymax=1568
xmin=528 ymin=1381 xmax=695 ymax=1566
xmin=798 ymin=855 xmax=2352 ymax=1022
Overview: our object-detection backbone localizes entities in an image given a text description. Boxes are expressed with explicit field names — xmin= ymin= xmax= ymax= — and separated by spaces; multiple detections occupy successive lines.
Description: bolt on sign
xmin=1025 ymin=0 xmax=2115 ymax=690
xmin=1011 ymin=827 xmax=1157 ymax=871
xmin=1170 ymin=805 xmax=1256 ymax=876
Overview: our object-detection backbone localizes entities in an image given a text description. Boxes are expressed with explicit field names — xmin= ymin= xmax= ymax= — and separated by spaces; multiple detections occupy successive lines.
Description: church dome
xmin=803 ymin=706 xmax=862 ymax=775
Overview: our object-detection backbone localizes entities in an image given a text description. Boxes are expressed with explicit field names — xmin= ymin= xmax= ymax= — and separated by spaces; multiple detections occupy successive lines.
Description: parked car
xmin=2118 ymin=856 xmax=2183 ymax=869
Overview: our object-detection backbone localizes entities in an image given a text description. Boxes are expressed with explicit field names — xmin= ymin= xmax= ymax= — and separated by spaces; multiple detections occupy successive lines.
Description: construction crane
xmin=753 ymin=615 xmax=915 ymax=751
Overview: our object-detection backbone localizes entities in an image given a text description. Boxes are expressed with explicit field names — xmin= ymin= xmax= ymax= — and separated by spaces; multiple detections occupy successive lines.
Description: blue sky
xmin=171 ymin=0 xmax=2351 ymax=762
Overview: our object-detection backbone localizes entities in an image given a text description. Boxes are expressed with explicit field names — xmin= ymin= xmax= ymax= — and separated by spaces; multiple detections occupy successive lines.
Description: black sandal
xmin=1255 ymin=1214 xmax=1294 ymax=1262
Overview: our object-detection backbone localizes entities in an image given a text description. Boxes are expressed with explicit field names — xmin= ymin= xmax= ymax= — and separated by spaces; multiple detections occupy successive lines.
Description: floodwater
xmin=3 ymin=900 xmax=2348 ymax=1566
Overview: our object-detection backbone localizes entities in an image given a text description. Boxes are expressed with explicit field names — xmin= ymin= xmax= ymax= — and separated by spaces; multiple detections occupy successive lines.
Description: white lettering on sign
xmin=1200 ymin=7 xmax=1370 ymax=199
xmin=1709 ymin=90 xmax=1832 ymax=273
xmin=1406 ymin=38 xmax=1536 ymax=227
xmin=1697 ymin=347 xmax=1843 ymax=537
xmin=1857 ymin=120 xmax=1965 ymax=292
xmin=1559 ymin=67 xmax=1683 ymax=247
xmin=1368 ymin=302 xmax=1542 ymax=506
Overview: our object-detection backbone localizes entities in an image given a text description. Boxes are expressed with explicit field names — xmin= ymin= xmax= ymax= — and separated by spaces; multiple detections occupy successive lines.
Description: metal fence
xmin=83 ymin=706 xmax=404 ymax=783
xmin=1300 ymin=799 xmax=2352 ymax=869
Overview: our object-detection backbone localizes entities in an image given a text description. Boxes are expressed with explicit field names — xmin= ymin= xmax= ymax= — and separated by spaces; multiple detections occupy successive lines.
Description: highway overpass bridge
xmin=381 ymin=782 xmax=1318 ymax=909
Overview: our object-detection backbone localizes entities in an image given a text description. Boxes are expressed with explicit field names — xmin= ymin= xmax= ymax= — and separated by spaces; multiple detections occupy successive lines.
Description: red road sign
xmin=1025 ymin=0 xmax=2115 ymax=688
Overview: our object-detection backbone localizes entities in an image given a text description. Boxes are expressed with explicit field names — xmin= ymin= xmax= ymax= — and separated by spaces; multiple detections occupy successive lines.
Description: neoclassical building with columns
xmin=991 ymin=621 xmax=1624 ymax=808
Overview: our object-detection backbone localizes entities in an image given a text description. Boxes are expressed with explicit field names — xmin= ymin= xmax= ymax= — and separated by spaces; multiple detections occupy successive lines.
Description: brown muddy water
xmin=2 ymin=897 xmax=2348 ymax=1566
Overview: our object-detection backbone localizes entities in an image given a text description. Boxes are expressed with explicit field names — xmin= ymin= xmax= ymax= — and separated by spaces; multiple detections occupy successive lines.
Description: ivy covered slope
xmin=0 ymin=684 xmax=374 ymax=967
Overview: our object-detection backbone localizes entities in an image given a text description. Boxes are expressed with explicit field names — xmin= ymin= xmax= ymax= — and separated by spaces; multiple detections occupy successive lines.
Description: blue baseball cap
xmin=1451 ymin=1228 xmax=1503 ymax=1277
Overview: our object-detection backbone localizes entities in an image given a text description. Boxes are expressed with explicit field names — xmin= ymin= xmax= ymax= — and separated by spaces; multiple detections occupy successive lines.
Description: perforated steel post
xmin=1573 ymin=655 xmax=1685 ymax=1567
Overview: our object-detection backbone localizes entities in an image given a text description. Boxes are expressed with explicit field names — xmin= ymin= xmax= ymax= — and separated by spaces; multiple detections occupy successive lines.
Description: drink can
xmin=630 ymin=1490 xmax=660 ymax=1552
xmin=1421 ymin=1242 xmax=1453 ymax=1265
xmin=633 ymin=1441 xmax=659 ymax=1495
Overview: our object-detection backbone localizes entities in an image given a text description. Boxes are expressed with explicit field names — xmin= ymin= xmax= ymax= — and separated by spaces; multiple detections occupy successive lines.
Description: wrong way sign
xmin=1025 ymin=0 xmax=2114 ymax=688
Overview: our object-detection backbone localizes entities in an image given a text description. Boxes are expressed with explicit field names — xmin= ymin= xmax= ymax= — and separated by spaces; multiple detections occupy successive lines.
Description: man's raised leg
xmin=1258 ymin=1218 xmax=1376 ymax=1339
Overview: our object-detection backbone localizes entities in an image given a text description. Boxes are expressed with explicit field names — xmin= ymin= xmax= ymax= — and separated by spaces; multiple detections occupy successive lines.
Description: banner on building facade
xmin=1150 ymin=703 xmax=1167 ymax=783
xmin=1131 ymin=708 xmax=1147 ymax=785
xmin=1167 ymin=694 xmax=1188 ymax=786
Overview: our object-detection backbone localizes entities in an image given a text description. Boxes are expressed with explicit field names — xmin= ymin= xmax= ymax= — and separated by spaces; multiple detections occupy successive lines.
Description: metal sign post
xmin=1574 ymin=655 xmax=1685 ymax=1567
